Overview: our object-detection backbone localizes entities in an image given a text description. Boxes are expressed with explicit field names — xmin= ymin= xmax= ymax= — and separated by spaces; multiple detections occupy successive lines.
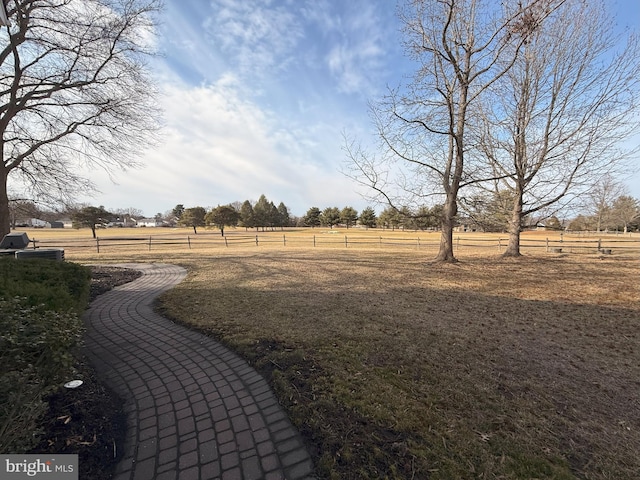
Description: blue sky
xmin=81 ymin=0 xmax=640 ymax=218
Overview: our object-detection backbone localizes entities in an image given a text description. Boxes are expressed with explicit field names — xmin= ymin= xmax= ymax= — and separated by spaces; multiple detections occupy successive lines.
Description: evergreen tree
xmin=304 ymin=207 xmax=321 ymax=227
xmin=172 ymin=204 xmax=185 ymax=220
xmin=205 ymin=205 xmax=240 ymax=236
xmin=239 ymin=200 xmax=255 ymax=231
xmin=268 ymin=201 xmax=279 ymax=230
xmin=71 ymin=205 xmax=113 ymax=239
xmin=253 ymin=195 xmax=272 ymax=231
xmin=179 ymin=207 xmax=207 ymax=234
xmin=359 ymin=207 xmax=377 ymax=229
xmin=320 ymin=207 xmax=341 ymax=228
xmin=378 ymin=207 xmax=402 ymax=230
xmin=276 ymin=202 xmax=290 ymax=229
xmin=340 ymin=207 xmax=358 ymax=229
xmin=414 ymin=206 xmax=432 ymax=230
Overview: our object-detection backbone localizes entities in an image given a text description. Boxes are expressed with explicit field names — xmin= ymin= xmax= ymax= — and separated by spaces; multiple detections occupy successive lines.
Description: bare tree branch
xmin=345 ymin=0 xmax=560 ymax=261
xmin=0 ymin=0 xmax=162 ymax=236
xmin=473 ymin=0 xmax=640 ymax=255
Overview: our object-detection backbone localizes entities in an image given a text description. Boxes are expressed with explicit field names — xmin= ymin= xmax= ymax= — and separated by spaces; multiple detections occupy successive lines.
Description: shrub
xmin=0 ymin=259 xmax=90 ymax=452
xmin=0 ymin=257 xmax=90 ymax=312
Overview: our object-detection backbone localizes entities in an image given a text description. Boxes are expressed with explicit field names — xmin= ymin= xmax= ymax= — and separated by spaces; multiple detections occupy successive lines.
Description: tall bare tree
xmin=474 ymin=0 xmax=640 ymax=256
xmin=0 ymin=0 xmax=162 ymax=237
xmin=346 ymin=0 xmax=560 ymax=262
xmin=610 ymin=195 xmax=640 ymax=233
xmin=586 ymin=175 xmax=627 ymax=232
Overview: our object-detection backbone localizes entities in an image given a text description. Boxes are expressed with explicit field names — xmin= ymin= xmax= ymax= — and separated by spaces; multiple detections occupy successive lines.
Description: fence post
xmin=498 ymin=238 xmax=502 ymax=251
xmin=456 ymin=236 xmax=460 ymax=250
xmin=417 ymin=237 xmax=420 ymax=249
xmin=187 ymin=236 xmax=191 ymax=249
xmin=380 ymin=236 xmax=382 ymax=247
xmin=255 ymin=235 xmax=259 ymax=246
xmin=597 ymin=238 xmax=601 ymax=252
xmin=313 ymin=235 xmax=316 ymax=247
xmin=224 ymin=236 xmax=228 ymax=247
xmin=283 ymin=234 xmax=286 ymax=246
xmin=345 ymin=235 xmax=348 ymax=248
xmin=96 ymin=237 xmax=100 ymax=253
xmin=546 ymin=237 xmax=549 ymax=252
xmin=148 ymin=236 xmax=152 ymax=252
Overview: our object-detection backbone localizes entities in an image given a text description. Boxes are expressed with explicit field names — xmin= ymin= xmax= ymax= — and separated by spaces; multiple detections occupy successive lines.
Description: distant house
xmin=454 ymin=221 xmax=484 ymax=233
xmin=137 ymin=218 xmax=162 ymax=227
xmin=108 ymin=216 xmax=138 ymax=227
xmin=54 ymin=218 xmax=73 ymax=228
xmin=124 ymin=216 xmax=138 ymax=228
xmin=20 ymin=218 xmax=51 ymax=228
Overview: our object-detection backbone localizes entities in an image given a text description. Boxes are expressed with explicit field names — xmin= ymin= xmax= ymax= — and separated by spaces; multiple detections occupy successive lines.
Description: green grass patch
xmin=0 ymin=258 xmax=90 ymax=452
xmin=0 ymin=257 xmax=90 ymax=311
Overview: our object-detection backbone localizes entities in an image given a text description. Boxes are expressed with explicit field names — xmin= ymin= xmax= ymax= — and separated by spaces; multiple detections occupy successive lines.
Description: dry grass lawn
xmin=153 ymin=249 xmax=639 ymax=480
xmin=31 ymin=228 xmax=639 ymax=479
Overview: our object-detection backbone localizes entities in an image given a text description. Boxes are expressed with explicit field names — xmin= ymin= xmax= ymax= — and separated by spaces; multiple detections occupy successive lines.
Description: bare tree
xmin=474 ymin=0 xmax=640 ymax=256
xmin=586 ymin=175 xmax=627 ymax=232
xmin=0 ymin=0 xmax=162 ymax=237
xmin=610 ymin=195 xmax=640 ymax=233
xmin=7 ymin=196 xmax=38 ymax=227
xmin=345 ymin=0 xmax=560 ymax=262
xmin=113 ymin=207 xmax=145 ymax=219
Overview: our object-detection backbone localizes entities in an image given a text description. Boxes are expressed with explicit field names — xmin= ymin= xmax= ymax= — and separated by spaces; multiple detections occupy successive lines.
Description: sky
xmin=76 ymin=0 xmax=640 ymax=218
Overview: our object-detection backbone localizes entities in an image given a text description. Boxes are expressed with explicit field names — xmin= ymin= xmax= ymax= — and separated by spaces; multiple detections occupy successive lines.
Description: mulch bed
xmin=28 ymin=266 xmax=142 ymax=480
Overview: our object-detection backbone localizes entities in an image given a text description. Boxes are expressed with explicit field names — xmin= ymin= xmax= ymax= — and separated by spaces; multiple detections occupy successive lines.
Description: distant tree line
xmin=8 ymin=185 xmax=639 ymax=237
xmin=173 ymin=194 xmax=291 ymax=235
xmin=567 ymin=195 xmax=640 ymax=233
xmin=301 ymin=205 xmax=444 ymax=231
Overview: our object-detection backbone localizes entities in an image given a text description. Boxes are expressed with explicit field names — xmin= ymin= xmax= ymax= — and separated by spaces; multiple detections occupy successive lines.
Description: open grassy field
xmin=159 ymin=251 xmax=639 ymax=480
xmin=15 ymin=227 xmax=640 ymax=479
xmin=20 ymin=226 xmax=640 ymax=258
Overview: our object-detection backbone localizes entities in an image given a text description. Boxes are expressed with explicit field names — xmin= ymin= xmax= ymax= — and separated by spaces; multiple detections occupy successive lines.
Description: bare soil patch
xmin=159 ymin=251 xmax=640 ymax=479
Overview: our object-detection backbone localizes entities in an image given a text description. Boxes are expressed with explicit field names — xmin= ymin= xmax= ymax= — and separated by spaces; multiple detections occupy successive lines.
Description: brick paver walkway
xmin=83 ymin=263 xmax=315 ymax=480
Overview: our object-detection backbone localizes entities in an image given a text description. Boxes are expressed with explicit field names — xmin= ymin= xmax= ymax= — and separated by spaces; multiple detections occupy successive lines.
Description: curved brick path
xmin=83 ymin=263 xmax=315 ymax=480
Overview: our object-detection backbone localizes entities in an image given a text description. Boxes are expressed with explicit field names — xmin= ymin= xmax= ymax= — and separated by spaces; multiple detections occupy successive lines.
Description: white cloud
xmin=301 ymin=0 xmax=340 ymax=33
xmin=304 ymin=1 xmax=389 ymax=95
xmin=204 ymin=0 xmax=304 ymax=77
xmin=157 ymin=3 xmax=227 ymax=84
xmin=79 ymin=76 xmax=366 ymax=216
xmin=60 ymin=1 xmax=393 ymax=215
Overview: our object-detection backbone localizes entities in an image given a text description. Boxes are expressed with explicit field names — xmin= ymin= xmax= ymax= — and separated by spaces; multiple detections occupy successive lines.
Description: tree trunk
xmin=220 ymin=227 xmax=224 ymax=236
xmin=504 ymin=219 xmax=522 ymax=257
xmin=435 ymin=193 xmax=457 ymax=262
xmin=0 ymin=168 xmax=9 ymax=238
xmin=503 ymin=191 xmax=524 ymax=257
xmin=91 ymin=225 xmax=97 ymax=239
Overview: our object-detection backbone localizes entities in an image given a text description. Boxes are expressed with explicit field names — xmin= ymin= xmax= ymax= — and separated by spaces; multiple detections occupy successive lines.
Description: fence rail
xmin=27 ymin=231 xmax=640 ymax=256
